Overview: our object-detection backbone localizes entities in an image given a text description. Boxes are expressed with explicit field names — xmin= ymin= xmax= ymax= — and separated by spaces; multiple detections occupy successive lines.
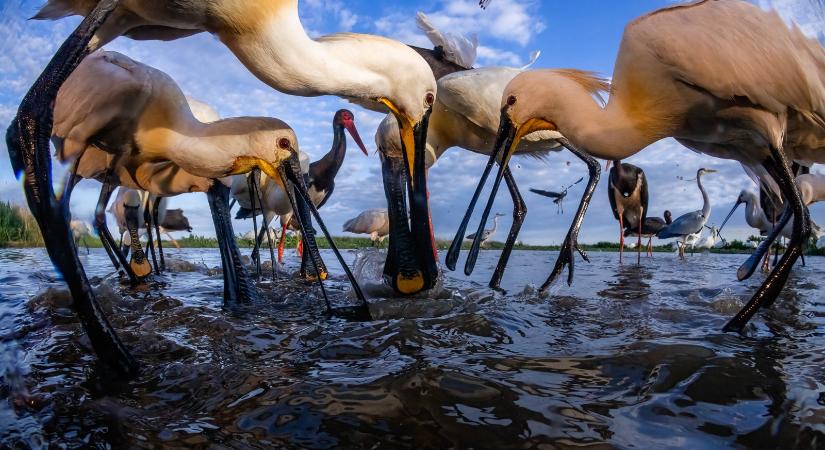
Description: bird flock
xmin=5 ymin=0 xmax=825 ymax=376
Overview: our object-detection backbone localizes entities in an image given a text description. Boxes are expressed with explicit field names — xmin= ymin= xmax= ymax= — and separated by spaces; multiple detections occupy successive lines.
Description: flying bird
xmin=463 ymin=0 xmax=825 ymax=331
xmin=530 ymin=177 xmax=584 ymax=215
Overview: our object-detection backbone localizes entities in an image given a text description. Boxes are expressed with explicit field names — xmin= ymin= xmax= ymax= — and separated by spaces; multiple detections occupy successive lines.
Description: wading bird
xmin=530 ymin=177 xmax=584 ymax=215
xmin=624 ymin=210 xmax=672 ymax=257
xmin=466 ymin=213 xmax=504 ymax=248
xmin=657 ymin=169 xmax=717 ymax=259
xmin=70 ymin=219 xmax=92 ymax=254
xmin=5 ymin=5 xmax=354 ymax=374
xmin=34 ymin=0 xmax=440 ymax=296
xmin=378 ymin=16 xmax=556 ymax=289
xmin=343 ymin=209 xmax=390 ymax=247
xmin=233 ymin=109 xmax=368 ymax=267
xmin=607 ymin=161 xmax=648 ymax=264
xmin=459 ymin=0 xmax=825 ymax=331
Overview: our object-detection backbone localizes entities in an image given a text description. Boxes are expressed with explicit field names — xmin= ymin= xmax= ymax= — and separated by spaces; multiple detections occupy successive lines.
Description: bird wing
xmin=437 ymin=67 xmax=527 ymax=133
xmin=465 ymin=232 xmax=477 ymax=240
xmin=186 ymin=97 xmax=221 ymax=123
xmin=53 ymin=51 xmax=155 ymax=163
xmin=657 ymin=210 xmax=704 ymax=238
xmin=416 ymin=12 xmax=478 ymax=68
xmin=621 ymin=1 xmax=825 ymax=131
xmin=529 ymin=188 xmax=563 ymax=199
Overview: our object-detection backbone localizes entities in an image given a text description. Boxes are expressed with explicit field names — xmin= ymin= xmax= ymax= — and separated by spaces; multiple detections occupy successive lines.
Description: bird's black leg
xmin=247 ymin=171 xmax=262 ymax=279
xmin=142 ymin=196 xmax=160 ymax=276
xmin=489 ymin=166 xmax=525 ymax=290
xmin=95 ymin=178 xmax=138 ymax=283
xmin=207 ymin=182 xmax=258 ymax=305
xmin=724 ymin=146 xmax=810 ymax=332
xmin=4 ymin=0 xmax=136 ymax=376
xmin=125 ymin=202 xmax=151 ymax=279
xmin=539 ymin=147 xmax=600 ymax=292
xmin=152 ymin=197 xmax=165 ymax=272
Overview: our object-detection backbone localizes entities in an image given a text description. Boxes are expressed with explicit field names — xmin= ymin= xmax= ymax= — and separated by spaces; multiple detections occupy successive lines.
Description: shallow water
xmin=1 ymin=247 xmax=824 ymax=449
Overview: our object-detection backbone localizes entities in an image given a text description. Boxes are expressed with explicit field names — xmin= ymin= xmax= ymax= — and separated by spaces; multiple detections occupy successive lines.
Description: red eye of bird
xmin=425 ymin=93 xmax=434 ymax=106
xmin=342 ymin=112 xmax=352 ymax=121
xmin=507 ymin=95 xmax=517 ymax=106
xmin=278 ymin=138 xmax=291 ymax=149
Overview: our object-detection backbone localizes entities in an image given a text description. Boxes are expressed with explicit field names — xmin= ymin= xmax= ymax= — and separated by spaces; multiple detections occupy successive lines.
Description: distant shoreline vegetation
xmin=2 ymin=201 xmax=823 ymax=255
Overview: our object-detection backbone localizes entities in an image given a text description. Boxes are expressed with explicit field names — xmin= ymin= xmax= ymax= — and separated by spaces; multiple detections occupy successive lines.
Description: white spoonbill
xmin=343 ymin=209 xmax=390 ymax=247
xmin=461 ymin=0 xmax=825 ymax=331
xmin=33 ymin=0 xmax=440 ymax=296
xmin=377 ymin=16 xmax=556 ymax=289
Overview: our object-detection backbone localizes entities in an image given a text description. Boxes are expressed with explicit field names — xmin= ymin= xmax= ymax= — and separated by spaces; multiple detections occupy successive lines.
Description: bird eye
xmin=507 ymin=95 xmax=517 ymax=106
xmin=278 ymin=138 xmax=291 ymax=149
xmin=425 ymin=93 xmax=434 ymax=106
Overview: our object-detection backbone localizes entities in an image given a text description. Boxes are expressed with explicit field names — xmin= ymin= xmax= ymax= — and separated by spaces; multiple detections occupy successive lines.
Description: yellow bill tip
xmin=396 ymin=272 xmax=425 ymax=295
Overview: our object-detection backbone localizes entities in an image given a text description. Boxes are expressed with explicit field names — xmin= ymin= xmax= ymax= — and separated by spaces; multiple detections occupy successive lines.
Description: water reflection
xmin=0 ymin=248 xmax=823 ymax=448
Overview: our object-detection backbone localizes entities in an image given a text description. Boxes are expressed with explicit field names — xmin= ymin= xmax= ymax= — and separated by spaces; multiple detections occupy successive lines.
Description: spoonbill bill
xmin=233 ymin=109 xmax=368 ymax=268
xmin=377 ymin=16 xmax=555 ymax=289
xmin=343 ymin=209 xmax=390 ymax=247
xmin=34 ymin=0 xmax=440 ymax=296
xmin=460 ymin=0 xmax=825 ymax=331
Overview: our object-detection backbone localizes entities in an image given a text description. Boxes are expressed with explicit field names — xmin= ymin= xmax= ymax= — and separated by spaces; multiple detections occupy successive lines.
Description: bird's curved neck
xmin=556 ymin=90 xmax=665 ymax=160
xmin=491 ymin=215 xmax=500 ymax=232
xmin=697 ymin=174 xmax=710 ymax=218
xmin=217 ymin=3 xmax=380 ymax=99
xmin=164 ymin=118 xmax=256 ymax=178
xmin=743 ymin=193 xmax=766 ymax=228
xmin=310 ymin=124 xmax=346 ymax=190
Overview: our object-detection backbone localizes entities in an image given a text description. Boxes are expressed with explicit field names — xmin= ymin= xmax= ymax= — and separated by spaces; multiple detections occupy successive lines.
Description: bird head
xmin=333 ymin=109 xmax=368 ymax=156
xmin=664 ymin=210 xmax=673 ymax=224
xmin=697 ymin=168 xmax=717 ymax=177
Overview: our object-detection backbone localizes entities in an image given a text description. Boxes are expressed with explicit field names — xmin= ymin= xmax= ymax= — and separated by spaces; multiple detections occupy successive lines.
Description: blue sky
xmin=1 ymin=0 xmax=824 ymax=245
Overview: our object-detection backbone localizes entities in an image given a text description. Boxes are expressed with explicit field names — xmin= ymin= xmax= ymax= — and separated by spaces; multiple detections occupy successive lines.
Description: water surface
xmin=1 ymin=248 xmax=824 ymax=448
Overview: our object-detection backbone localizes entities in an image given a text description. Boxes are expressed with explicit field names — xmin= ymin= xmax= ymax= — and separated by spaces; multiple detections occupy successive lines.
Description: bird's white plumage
xmin=416 ymin=12 xmax=478 ymax=68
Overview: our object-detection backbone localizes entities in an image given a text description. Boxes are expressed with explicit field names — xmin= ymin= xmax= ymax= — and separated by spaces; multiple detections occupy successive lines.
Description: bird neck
xmin=309 ymin=124 xmax=346 ymax=191
xmin=491 ymin=215 xmax=500 ymax=232
xmin=555 ymin=89 xmax=664 ymax=160
xmin=697 ymin=173 xmax=711 ymax=219
xmin=742 ymin=192 xmax=767 ymax=229
xmin=167 ymin=118 xmax=260 ymax=179
xmin=217 ymin=3 xmax=384 ymax=101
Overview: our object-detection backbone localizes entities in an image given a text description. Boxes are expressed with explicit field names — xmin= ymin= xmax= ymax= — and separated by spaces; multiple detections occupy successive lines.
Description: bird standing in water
xmin=657 ymin=169 xmax=717 ymax=259
xmin=607 ymin=161 xmax=648 ymax=264
xmin=460 ymin=0 xmax=824 ymax=331
xmin=466 ymin=213 xmax=505 ymax=249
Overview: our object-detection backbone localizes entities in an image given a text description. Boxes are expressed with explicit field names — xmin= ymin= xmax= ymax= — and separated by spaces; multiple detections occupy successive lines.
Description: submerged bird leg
xmin=647 ymin=236 xmax=654 ymax=257
xmin=207 ymin=182 xmax=258 ymax=305
xmin=725 ymin=147 xmax=811 ymax=332
xmin=248 ymin=171 xmax=262 ymax=278
xmin=489 ymin=167 xmax=526 ymax=291
xmin=447 ymin=112 xmax=510 ymax=271
xmin=637 ymin=209 xmax=643 ymax=264
xmin=3 ymin=0 xmax=136 ymax=376
xmin=95 ymin=178 xmax=137 ymax=283
xmin=540 ymin=144 xmax=599 ymax=292
xmin=152 ymin=196 xmax=165 ymax=273
xmin=618 ymin=214 xmax=625 ymax=264
xmin=125 ymin=201 xmax=151 ymax=279
xmin=142 ymin=196 xmax=160 ymax=276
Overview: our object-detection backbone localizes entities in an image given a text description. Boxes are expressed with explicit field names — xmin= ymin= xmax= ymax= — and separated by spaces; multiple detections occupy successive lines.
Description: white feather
xmin=416 ymin=12 xmax=479 ymax=68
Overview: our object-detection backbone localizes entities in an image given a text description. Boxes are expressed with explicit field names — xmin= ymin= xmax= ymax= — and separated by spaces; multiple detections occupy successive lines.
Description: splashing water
xmin=1 ymin=247 xmax=825 ymax=448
